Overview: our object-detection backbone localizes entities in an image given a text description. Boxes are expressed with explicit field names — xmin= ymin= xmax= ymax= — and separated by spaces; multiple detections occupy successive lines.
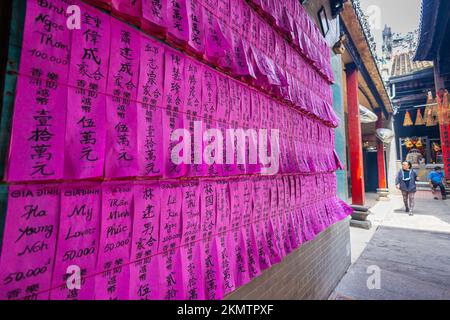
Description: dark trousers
xmin=432 ymin=182 xmax=446 ymax=197
xmin=401 ymin=191 xmax=415 ymax=210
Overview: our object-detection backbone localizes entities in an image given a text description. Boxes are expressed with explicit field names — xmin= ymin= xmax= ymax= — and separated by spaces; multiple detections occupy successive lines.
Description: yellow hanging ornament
xmin=405 ymin=138 xmax=414 ymax=149
xmin=403 ymin=111 xmax=413 ymax=127
xmin=415 ymin=109 xmax=425 ymax=126
xmin=416 ymin=138 xmax=423 ymax=148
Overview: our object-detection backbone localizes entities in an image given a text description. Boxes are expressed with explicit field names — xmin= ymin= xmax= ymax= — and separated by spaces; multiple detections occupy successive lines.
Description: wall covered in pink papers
xmin=0 ymin=0 xmax=352 ymax=300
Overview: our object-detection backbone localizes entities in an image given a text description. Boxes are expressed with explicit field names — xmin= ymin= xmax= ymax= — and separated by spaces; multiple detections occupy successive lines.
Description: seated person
xmin=429 ymin=167 xmax=447 ymax=200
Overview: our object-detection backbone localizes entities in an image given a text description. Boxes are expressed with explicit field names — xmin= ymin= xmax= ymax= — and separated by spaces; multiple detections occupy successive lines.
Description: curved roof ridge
xmin=414 ymin=0 xmax=439 ymax=61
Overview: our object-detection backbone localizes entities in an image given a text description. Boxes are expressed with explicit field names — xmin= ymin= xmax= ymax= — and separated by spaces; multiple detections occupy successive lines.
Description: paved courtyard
xmin=331 ymin=192 xmax=450 ymax=300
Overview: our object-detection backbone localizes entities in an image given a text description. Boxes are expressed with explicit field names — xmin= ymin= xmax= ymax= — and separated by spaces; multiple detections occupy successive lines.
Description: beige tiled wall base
xmin=225 ymin=217 xmax=351 ymax=300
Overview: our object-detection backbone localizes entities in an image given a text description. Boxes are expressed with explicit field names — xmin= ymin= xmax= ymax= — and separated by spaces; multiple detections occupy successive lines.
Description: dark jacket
xmin=395 ymin=169 xmax=418 ymax=192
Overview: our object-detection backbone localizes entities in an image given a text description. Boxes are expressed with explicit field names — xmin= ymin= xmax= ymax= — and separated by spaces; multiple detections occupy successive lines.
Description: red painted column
xmin=376 ymin=111 xmax=387 ymax=189
xmin=346 ymin=64 xmax=365 ymax=205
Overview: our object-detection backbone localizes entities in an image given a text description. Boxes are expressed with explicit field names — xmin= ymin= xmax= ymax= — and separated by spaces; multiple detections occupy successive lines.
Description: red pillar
xmin=376 ymin=111 xmax=387 ymax=189
xmin=346 ymin=64 xmax=365 ymax=205
xmin=437 ymin=91 xmax=450 ymax=180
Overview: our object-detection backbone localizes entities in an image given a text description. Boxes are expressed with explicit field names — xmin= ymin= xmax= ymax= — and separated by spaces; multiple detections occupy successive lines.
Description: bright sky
xmin=359 ymin=0 xmax=422 ymax=55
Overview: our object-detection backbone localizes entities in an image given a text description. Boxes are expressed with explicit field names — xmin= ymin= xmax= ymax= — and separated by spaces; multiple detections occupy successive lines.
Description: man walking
xmin=396 ymin=161 xmax=418 ymax=216
xmin=429 ymin=166 xmax=447 ymax=200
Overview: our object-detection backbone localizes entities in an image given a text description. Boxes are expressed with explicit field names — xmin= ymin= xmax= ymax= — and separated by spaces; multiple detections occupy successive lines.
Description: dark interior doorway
xmin=364 ymin=150 xmax=379 ymax=193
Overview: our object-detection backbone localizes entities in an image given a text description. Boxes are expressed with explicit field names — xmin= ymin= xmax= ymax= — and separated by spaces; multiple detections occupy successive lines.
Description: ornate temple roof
xmin=391 ymin=52 xmax=433 ymax=77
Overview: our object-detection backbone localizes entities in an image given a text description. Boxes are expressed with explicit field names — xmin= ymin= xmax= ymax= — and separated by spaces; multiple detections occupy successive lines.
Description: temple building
xmin=381 ymin=16 xmax=441 ymax=183
xmin=388 ymin=49 xmax=437 ymax=181
xmin=414 ymin=0 xmax=450 ymax=180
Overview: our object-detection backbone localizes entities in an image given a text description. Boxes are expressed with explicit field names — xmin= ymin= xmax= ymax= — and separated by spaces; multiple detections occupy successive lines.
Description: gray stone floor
xmin=331 ymin=192 xmax=450 ymax=300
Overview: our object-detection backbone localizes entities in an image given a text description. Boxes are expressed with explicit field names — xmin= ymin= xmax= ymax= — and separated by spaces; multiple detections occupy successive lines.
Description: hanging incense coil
xmin=432 ymin=104 xmax=439 ymax=124
xmin=403 ymin=111 xmax=413 ymax=127
xmin=415 ymin=108 xmax=425 ymax=126
xmin=425 ymin=91 xmax=438 ymax=126
xmin=425 ymin=105 xmax=438 ymax=126
xmin=424 ymin=104 xmax=431 ymax=125
xmin=443 ymin=90 xmax=450 ymax=125
xmin=437 ymin=94 xmax=445 ymax=125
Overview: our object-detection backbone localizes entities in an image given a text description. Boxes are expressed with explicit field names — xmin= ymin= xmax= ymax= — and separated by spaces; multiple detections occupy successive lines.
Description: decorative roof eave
xmin=340 ymin=1 xmax=393 ymax=115
xmin=388 ymin=66 xmax=434 ymax=84
xmin=414 ymin=0 xmax=450 ymax=61
xmin=414 ymin=0 xmax=439 ymax=61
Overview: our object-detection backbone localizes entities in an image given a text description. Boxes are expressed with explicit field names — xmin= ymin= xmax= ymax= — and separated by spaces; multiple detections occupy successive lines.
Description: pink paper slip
xmin=51 ymin=182 xmax=102 ymax=300
xmin=162 ymin=49 xmax=187 ymax=178
xmin=129 ymin=182 xmax=161 ymax=300
xmin=7 ymin=0 xmax=71 ymax=182
xmin=0 ymin=184 xmax=60 ymax=300
xmin=183 ymin=58 xmax=205 ymax=177
xmin=65 ymin=4 xmax=110 ymax=179
xmin=105 ymin=21 xmax=140 ymax=178
xmin=141 ymin=0 xmax=167 ymax=35
xmin=240 ymin=179 xmax=261 ymax=280
xmin=179 ymin=180 xmax=204 ymax=300
xmin=158 ymin=182 xmax=184 ymax=299
xmin=95 ymin=182 xmax=133 ymax=300
xmin=137 ymin=34 xmax=164 ymax=177
xmin=200 ymin=180 xmax=222 ymax=300
xmin=228 ymin=180 xmax=250 ymax=287
xmin=214 ymin=180 xmax=235 ymax=295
